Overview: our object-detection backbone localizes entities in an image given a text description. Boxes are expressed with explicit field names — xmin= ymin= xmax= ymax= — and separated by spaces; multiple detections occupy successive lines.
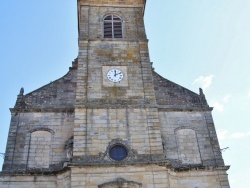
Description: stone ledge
xmin=165 ymin=160 xmax=230 ymax=172
xmin=0 ymin=163 xmax=230 ymax=176
xmin=10 ymin=108 xmax=75 ymax=113
xmin=158 ymin=106 xmax=213 ymax=112
xmin=75 ymin=103 xmax=158 ymax=108
xmin=78 ymin=38 xmax=149 ymax=43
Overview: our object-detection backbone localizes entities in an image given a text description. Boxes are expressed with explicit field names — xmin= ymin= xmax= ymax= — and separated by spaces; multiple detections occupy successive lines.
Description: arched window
xmin=104 ymin=15 xmax=123 ymax=38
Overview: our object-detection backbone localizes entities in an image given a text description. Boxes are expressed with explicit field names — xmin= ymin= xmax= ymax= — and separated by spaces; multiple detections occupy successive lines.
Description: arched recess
xmin=98 ymin=178 xmax=142 ymax=188
xmin=175 ymin=128 xmax=201 ymax=164
xmin=28 ymin=129 xmax=53 ymax=168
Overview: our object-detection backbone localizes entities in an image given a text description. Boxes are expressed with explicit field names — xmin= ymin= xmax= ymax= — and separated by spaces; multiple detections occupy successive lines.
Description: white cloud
xmin=216 ymin=129 xmax=250 ymax=140
xmin=231 ymin=132 xmax=250 ymax=139
xmin=211 ymin=94 xmax=230 ymax=112
xmin=217 ymin=129 xmax=229 ymax=141
xmin=211 ymin=101 xmax=224 ymax=112
xmin=222 ymin=95 xmax=230 ymax=103
xmin=193 ymin=75 xmax=214 ymax=91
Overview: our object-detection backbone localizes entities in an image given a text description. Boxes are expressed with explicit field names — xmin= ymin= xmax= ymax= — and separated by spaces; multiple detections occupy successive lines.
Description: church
xmin=0 ymin=0 xmax=230 ymax=187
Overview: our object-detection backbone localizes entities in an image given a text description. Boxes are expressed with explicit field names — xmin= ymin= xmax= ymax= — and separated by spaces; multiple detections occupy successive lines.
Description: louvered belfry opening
xmin=104 ymin=15 xmax=123 ymax=38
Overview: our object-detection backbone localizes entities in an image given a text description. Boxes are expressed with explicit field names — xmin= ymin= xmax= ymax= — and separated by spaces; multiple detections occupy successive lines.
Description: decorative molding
xmin=174 ymin=126 xmax=196 ymax=132
xmin=29 ymin=128 xmax=55 ymax=135
xmin=103 ymin=12 xmax=124 ymax=21
xmin=98 ymin=178 xmax=142 ymax=188
xmin=75 ymin=138 xmax=138 ymax=163
xmin=105 ymin=138 xmax=132 ymax=161
xmin=1 ymin=163 xmax=230 ymax=175
xmin=158 ymin=106 xmax=213 ymax=112
xmin=65 ymin=136 xmax=74 ymax=160
xmin=10 ymin=108 xmax=75 ymax=113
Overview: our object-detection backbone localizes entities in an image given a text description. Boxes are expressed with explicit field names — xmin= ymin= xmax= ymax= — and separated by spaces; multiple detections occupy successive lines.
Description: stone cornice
xmin=0 ymin=165 xmax=230 ymax=176
xmin=10 ymin=108 xmax=75 ymax=113
xmin=80 ymin=4 xmax=143 ymax=8
xmin=9 ymin=105 xmax=212 ymax=113
xmin=78 ymin=38 xmax=149 ymax=43
xmin=158 ymin=106 xmax=213 ymax=112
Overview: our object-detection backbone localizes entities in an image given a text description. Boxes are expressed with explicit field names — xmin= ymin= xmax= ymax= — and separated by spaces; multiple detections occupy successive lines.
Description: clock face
xmin=107 ymin=69 xmax=124 ymax=83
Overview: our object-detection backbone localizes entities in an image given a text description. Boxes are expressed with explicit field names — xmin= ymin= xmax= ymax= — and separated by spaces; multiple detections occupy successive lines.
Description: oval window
xmin=109 ymin=145 xmax=128 ymax=161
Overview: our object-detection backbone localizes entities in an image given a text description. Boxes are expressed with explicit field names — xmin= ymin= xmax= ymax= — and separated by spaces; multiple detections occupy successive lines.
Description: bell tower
xmin=76 ymin=0 xmax=155 ymax=105
xmin=72 ymin=0 xmax=164 ymax=163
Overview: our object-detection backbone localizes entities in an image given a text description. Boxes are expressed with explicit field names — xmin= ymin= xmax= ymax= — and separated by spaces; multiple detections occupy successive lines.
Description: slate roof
xmin=13 ymin=60 xmax=78 ymax=111
xmin=152 ymin=70 xmax=209 ymax=109
xmin=13 ymin=60 xmax=208 ymax=111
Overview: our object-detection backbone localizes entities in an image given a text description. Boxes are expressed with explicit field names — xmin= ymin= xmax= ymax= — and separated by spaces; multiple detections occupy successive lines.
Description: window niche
xmin=175 ymin=128 xmax=202 ymax=164
xmin=28 ymin=128 xmax=54 ymax=168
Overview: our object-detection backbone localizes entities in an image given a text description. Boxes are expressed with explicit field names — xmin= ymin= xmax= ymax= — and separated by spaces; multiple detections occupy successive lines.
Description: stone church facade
xmin=0 ymin=0 xmax=230 ymax=187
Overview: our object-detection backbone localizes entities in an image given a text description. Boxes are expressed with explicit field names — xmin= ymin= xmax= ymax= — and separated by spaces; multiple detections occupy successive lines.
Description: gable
xmin=153 ymin=71 xmax=208 ymax=109
xmin=13 ymin=60 xmax=78 ymax=111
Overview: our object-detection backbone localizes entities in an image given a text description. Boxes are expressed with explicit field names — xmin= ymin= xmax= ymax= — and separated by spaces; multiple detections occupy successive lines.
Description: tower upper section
xmin=77 ymin=0 xmax=147 ymax=40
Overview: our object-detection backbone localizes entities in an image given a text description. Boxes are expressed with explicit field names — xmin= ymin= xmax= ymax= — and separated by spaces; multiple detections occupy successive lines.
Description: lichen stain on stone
xmin=94 ymin=44 xmax=139 ymax=63
xmin=126 ymin=49 xmax=140 ymax=62
xmin=111 ymin=86 xmax=118 ymax=98
xmin=107 ymin=86 xmax=127 ymax=99
xmin=95 ymin=49 xmax=112 ymax=59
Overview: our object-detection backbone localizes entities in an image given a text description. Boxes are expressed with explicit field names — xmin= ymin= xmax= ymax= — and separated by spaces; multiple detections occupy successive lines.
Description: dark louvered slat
xmin=104 ymin=15 xmax=112 ymax=20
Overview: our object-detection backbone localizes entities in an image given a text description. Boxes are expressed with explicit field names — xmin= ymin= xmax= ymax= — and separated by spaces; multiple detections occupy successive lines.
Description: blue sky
xmin=0 ymin=0 xmax=250 ymax=187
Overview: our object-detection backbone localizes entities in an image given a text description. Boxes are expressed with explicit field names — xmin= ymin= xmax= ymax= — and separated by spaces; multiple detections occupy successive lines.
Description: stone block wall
xmin=0 ymin=171 xmax=71 ymax=188
xmin=159 ymin=111 xmax=224 ymax=166
xmin=70 ymin=165 xmax=169 ymax=188
xmin=78 ymin=5 xmax=146 ymax=40
xmin=0 ymin=175 xmax=57 ymax=188
xmin=76 ymin=4 xmax=156 ymax=106
xmin=0 ymin=166 xmax=229 ymax=188
xmin=57 ymin=171 xmax=71 ymax=188
xmin=85 ymin=41 xmax=145 ymax=103
xmin=168 ymin=167 xmax=230 ymax=188
xmin=0 ymin=165 xmax=230 ymax=188
xmin=175 ymin=129 xmax=201 ymax=164
xmin=69 ymin=165 xmax=228 ymax=188
xmin=28 ymin=131 xmax=52 ymax=168
xmin=73 ymin=108 xmax=163 ymax=159
xmin=3 ymin=112 xmax=74 ymax=172
xmin=76 ymin=42 xmax=154 ymax=106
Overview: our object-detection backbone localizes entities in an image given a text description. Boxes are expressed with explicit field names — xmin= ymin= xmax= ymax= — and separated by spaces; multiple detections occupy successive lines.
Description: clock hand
xmin=115 ymin=72 xmax=122 ymax=76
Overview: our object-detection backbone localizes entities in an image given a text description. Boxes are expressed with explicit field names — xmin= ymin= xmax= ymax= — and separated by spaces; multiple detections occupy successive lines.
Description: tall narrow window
xmin=104 ymin=15 xmax=123 ymax=38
